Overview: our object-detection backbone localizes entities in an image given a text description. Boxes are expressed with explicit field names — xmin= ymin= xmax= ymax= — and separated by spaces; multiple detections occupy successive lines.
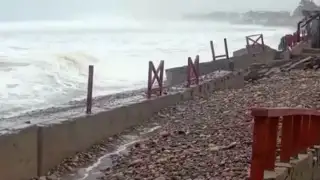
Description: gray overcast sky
xmin=0 ymin=0 xmax=307 ymax=21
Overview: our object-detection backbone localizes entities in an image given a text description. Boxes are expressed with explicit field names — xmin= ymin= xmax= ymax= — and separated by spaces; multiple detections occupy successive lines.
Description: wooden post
xmin=224 ymin=38 xmax=229 ymax=59
xmin=246 ymin=36 xmax=251 ymax=55
xmin=261 ymin=34 xmax=265 ymax=51
xmin=158 ymin=61 xmax=164 ymax=96
xmin=210 ymin=41 xmax=216 ymax=61
xmin=86 ymin=65 xmax=94 ymax=114
xmin=147 ymin=61 xmax=153 ymax=99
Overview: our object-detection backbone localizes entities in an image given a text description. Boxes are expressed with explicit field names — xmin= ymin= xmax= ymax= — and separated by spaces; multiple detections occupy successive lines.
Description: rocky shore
xmin=37 ymin=69 xmax=320 ymax=180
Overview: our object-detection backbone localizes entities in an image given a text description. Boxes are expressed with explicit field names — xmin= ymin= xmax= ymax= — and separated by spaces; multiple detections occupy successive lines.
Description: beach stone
xmin=43 ymin=69 xmax=320 ymax=180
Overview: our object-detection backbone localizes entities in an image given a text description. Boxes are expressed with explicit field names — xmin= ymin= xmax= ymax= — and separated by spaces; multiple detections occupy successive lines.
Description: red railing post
xmin=301 ymin=115 xmax=311 ymax=150
xmin=265 ymin=117 xmax=279 ymax=170
xmin=309 ymin=115 xmax=316 ymax=146
xmin=315 ymin=116 xmax=320 ymax=144
xmin=186 ymin=55 xmax=200 ymax=88
xmin=292 ymin=115 xmax=302 ymax=156
xmin=250 ymin=116 xmax=269 ymax=180
xmin=147 ymin=60 xmax=164 ymax=99
xmin=250 ymin=107 xmax=320 ymax=180
xmin=311 ymin=115 xmax=320 ymax=145
xmin=280 ymin=116 xmax=294 ymax=162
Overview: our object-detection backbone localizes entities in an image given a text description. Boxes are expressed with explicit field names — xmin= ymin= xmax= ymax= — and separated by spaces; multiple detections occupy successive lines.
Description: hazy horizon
xmin=0 ymin=0 xmax=307 ymax=21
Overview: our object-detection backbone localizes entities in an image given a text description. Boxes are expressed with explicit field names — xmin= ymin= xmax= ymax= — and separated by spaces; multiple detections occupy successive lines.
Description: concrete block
xmin=38 ymin=107 xmax=128 ymax=175
xmin=263 ymin=167 xmax=289 ymax=180
xmin=198 ymin=84 xmax=205 ymax=95
xmin=125 ymin=100 xmax=153 ymax=126
xmin=214 ymin=77 xmax=226 ymax=91
xmin=290 ymin=153 xmax=313 ymax=180
xmin=191 ymin=86 xmax=200 ymax=97
xmin=224 ymin=74 xmax=232 ymax=89
xmin=205 ymin=80 xmax=214 ymax=93
xmin=200 ymin=82 xmax=210 ymax=98
xmin=194 ymin=83 xmax=207 ymax=99
xmin=0 ymin=126 xmax=38 ymax=180
xmin=312 ymin=146 xmax=320 ymax=179
xmin=165 ymin=53 xmax=259 ymax=86
xmin=291 ymin=42 xmax=310 ymax=56
xmin=258 ymin=150 xmax=320 ymax=180
xmin=149 ymin=93 xmax=181 ymax=113
xmin=181 ymin=89 xmax=193 ymax=101
xmin=38 ymin=122 xmax=77 ymax=175
xmin=232 ymin=71 xmax=245 ymax=89
xmin=208 ymin=79 xmax=217 ymax=92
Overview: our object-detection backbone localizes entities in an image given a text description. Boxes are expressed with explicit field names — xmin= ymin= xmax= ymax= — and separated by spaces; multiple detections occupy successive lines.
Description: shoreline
xmin=0 ymin=71 xmax=230 ymax=134
xmin=0 ymin=19 xmax=290 ymax=124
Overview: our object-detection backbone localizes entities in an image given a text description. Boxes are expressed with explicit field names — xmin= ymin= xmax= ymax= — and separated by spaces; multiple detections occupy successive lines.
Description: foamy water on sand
xmin=0 ymin=17 xmax=293 ymax=119
xmin=60 ymin=125 xmax=162 ymax=180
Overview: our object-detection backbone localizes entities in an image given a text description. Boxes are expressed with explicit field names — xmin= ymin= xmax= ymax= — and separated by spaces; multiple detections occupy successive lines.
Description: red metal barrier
xmin=186 ymin=55 xmax=200 ymax=87
xmin=283 ymin=32 xmax=302 ymax=50
xmin=147 ymin=60 xmax=164 ymax=99
xmin=249 ymin=107 xmax=320 ymax=180
xmin=246 ymin=34 xmax=265 ymax=55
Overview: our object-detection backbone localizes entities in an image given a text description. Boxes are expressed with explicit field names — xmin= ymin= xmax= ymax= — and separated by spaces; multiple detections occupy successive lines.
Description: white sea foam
xmin=0 ymin=18 xmax=293 ymax=119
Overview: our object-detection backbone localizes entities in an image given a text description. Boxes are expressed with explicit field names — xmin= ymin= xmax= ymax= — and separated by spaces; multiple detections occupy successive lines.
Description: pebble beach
xmin=37 ymin=70 xmax=320 ymax=180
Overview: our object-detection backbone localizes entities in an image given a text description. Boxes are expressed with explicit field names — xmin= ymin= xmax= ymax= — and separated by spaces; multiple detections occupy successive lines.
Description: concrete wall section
xmin=0 ymin=70 xmax=245 ymax=180
xmin=149 ymin=93 xmax=182 ymax=113
xmin=263 ymin=146 xmax=320 ymax=180
xmin=165 ymin=60 xmax=227 ymax=86
xmin=0 ymin=126 xmax=38 ymax=180
xmin=291 ymin=41 xmax=311 ymax=56
xmin=38 ymin=94 xmax=184 ymax=175
xmin=39 ymin=106 xmax=130 ymax=175
xmin=165 ymin=51 xmax=275 ymax=86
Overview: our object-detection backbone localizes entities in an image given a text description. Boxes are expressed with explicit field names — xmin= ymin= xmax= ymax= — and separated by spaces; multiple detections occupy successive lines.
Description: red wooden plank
xmin=250 ymin=116 xmax=269 ymax=180
xmin=280 ymin=116 xmax=293 ymax=162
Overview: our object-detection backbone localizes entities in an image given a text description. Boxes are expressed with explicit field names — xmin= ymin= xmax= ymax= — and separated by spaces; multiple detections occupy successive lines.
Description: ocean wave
xmin=0 ymin=20 xmax=292 ymax=121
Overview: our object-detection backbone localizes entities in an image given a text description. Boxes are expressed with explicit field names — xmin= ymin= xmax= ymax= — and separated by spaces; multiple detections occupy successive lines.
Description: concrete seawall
xmin=165 ymin=50 xmax=276 ymax=86
xmin=0 ymin=126 xmax=38 ymax=180
xmin=0 ymin=71 xmax=244 ymax=180
xmin=265 ymin=146 xmax=320 ymax=180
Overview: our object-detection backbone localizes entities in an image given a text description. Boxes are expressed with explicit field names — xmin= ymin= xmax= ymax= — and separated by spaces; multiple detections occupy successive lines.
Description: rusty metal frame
xmin=186 ymin=55 xmax=200 ymax=87
xmin=147 ymin=60 xmax=164 ymax=99
xmin=246 ymin=34 xmax=265 ymax=55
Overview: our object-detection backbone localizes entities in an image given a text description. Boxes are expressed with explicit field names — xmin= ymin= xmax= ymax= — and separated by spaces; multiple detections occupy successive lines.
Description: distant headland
xmin=183 ymin=0 xmax=320 ymax=27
